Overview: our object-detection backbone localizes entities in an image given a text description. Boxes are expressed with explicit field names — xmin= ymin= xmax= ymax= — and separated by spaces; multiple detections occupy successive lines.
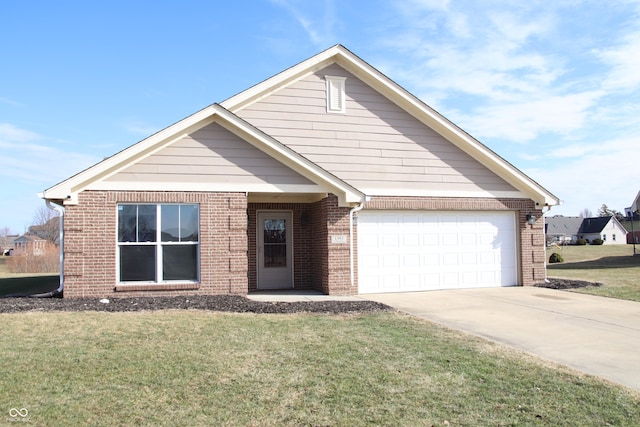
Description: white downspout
xmin=349 ymin=202 xmax=365 ymax=289
xmin=46 ymin=200 xmax=65 ymax=295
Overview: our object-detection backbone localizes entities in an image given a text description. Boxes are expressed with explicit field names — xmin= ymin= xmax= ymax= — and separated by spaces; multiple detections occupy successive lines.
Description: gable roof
xmin=14 ymin=234 xmax=46 ymax=243
xmin=41 ymin=104 xmax=364 ymax=207
xmin=578 ymin=216 xmax=618 ymax=234
xmin=41 ymin=45 xmax=558 ymax=208
xmin=222 ymin=44 xmax=559 ymax=207
xmin=545 ymin=216 xmax=583 ymax=235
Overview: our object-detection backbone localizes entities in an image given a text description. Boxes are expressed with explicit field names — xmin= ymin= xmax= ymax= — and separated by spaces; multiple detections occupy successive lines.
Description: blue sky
xmin=2 ymin=0 xmax=639 ymax=234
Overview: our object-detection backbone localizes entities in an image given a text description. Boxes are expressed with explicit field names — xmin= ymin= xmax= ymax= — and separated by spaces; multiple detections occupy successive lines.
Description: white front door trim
xmin=257 ymin=210 xmax=294 ymax=289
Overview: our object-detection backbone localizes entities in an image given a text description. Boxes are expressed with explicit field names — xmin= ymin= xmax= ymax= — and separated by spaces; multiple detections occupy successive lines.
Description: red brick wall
xmin=62 ymin=191 xmax=545 ymax=298
xmin=362 ymin=197 xmax=545 ymax=287
xmin=62 ymin=191 xmax=247 ymax=298
xmin=321 ymin=195 xmax=354 ymax=295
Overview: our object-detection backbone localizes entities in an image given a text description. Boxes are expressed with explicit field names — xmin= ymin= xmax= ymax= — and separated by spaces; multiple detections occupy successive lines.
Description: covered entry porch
xmin=247 ymin=193 xmax=355 ymax=295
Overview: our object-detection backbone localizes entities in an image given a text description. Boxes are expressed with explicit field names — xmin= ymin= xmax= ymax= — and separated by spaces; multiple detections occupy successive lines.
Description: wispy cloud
xmin=0 ymin=97 xmax=24 ymax=108
xmin=269 ymin=0 xmax=338 ymax=47
xmin=0 ymin=124 xmax=99 ymax=186
xmin=119 ymin=120 xmax=159 ymax=136
xmin=0 ymin=123 xmax=41 ymax=141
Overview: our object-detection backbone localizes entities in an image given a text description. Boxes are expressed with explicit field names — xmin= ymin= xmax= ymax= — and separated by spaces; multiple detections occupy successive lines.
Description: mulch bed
xmin=535 ymin=278 xmax=604 ymax=290
xmin=0 ymin=278 xmax=603 ymax=314
xmin=0 ymin=294 xmax=391 ymax=314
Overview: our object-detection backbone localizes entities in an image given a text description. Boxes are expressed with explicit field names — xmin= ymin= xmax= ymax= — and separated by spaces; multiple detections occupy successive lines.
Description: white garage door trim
xmin=357 ymin=210 xmax=517 ymax=294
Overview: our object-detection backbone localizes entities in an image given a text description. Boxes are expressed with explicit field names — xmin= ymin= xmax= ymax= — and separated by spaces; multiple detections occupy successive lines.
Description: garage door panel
xmin=358 ymin=210 xmax=517 ymax=293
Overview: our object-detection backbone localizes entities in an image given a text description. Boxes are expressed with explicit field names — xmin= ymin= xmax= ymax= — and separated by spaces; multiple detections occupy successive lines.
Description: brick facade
xmin=62 ymin=191 xmax=248 ymax=298
xmin=247 ymin=194 xmax=353 ymax=295
xmin=61 ymin=191 xmax=545 ymax=298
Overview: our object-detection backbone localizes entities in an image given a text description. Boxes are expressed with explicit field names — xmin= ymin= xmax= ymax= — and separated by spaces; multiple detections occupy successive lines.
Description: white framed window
xmin=117 ymin=204 xmax=199 ymax=283
xmin=325 ymin=75 xmax=347 ymax=113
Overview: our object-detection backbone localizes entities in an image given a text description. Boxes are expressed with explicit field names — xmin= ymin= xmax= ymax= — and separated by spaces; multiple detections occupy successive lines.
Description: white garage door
xmin=358 ymin=211 xmax=517 ymax=293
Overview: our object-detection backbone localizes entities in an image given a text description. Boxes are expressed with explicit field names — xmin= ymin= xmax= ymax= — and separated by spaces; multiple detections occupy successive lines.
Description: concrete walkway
xmin=363 ymin=287 xmax=640 ymax=391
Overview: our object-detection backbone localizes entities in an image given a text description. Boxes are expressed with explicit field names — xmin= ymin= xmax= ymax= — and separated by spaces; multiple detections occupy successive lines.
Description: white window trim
xmin=116 ymin=203 xmax=200 ymax=284
xmin=325 ymin=75 xmax=347 ymax=113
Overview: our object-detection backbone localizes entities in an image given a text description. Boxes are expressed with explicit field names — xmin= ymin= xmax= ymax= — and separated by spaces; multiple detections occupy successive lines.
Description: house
xmin=578 ymin=216 xmax=627 ymax=244
xmin=626 ymin=193 xmax=640 ymax=244
xmin=545 ymin=216 xmax=584 ymax=245
xmin=1 ymin=234 xmax=18 ymax=255
xmin=631 ymin=191 xmax=640 ymax=214
xmin=13 ymin=234 xmax=48 ymax=256
xmin=39 ymin=45 xmax=559 ymax=298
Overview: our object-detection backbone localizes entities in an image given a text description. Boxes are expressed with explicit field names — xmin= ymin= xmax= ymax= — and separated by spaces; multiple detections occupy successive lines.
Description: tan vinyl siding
xmin=236 ymin=64 xmax=518 ymax=194
xmin=105 ymin=122 xmax=315 ymax=186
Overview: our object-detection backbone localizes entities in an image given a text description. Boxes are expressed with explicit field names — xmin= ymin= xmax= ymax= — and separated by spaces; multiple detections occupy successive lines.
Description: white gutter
xmin=45 ymin=200 xmax=65 ymax=296
xmin=349 ymin=201 xmax=366 ymax=289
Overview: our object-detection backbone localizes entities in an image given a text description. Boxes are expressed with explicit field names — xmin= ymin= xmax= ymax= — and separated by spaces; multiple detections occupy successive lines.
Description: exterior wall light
xmin=526 ymin=214 xmax=536 ymax=225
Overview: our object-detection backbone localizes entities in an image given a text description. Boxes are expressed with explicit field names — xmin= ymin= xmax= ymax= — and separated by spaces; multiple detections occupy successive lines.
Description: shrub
xmin=591 ymin=238 xmax=604 ymax=245
xmin=6 ymin=244 xmax=59 ymax=274
xmin=576 ymin=239 xmax=587 ymax=246
xmin=549 ymin=252 xmax=564 ymax=263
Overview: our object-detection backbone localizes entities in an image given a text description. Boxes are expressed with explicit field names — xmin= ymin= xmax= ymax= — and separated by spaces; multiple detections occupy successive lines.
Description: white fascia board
xmin=362 ymin=188 xmax=529 ymax=200
xmin=88 ymin=181 xmax=329 ymax=194
xmin=42 ymin=105 xmax=220 ymax=203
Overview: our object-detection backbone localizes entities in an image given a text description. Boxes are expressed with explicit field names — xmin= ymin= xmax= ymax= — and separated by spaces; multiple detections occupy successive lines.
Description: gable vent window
xmin=325 ymin=75 xmax=347 ymax=113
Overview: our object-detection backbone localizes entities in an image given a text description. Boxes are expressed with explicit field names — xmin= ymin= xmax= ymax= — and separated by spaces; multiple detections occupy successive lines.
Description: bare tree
xmin=0 ymin=226 xmax=12 ymax=237
xmin=579 ymin=208 xmax=593 ymax=218
xmin=30 ymin=206 xmax=60 ymax=243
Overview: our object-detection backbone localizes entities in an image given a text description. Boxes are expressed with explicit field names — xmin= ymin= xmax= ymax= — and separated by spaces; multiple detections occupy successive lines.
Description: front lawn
xmin=546 ymin=244 xmax=640 ymax=301
xmin=1 ymin=311 xmax=638 ymax=426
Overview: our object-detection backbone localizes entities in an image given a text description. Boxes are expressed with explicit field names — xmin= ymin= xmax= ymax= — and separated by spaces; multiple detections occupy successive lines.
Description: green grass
xmin=1 ymin=311 xmax=639 ymax=426
xmin=547 ymin=244 xmax=640 ymax=301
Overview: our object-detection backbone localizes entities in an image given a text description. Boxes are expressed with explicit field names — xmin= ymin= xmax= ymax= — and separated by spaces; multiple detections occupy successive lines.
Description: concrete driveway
xmin=362 ymin=287 xmax=640 ymax=391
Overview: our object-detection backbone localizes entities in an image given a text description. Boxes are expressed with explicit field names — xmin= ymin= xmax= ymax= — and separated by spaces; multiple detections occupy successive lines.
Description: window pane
xmin=161 ymin=205 xmax=180 ymax=242
xmin=120 ymin=246 xmax=156 ymax=281
xmin=264 ymin=219 xmax=286 ymax=244
xmin=118 ymin=205 xmax=137 ymax=242
xmin=180 ymin=205 xmax=199 ymax=242
xmin=264 ymin=244 xmax=286 ymax=268
xmin=163 ymin=245 xmax=198 ymax=281
xmin=137 ymin=205 xmax=156 ymax=242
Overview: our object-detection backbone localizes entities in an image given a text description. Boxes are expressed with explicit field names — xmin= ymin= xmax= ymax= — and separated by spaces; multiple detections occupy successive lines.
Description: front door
xmin=257 ymin=211 xmax=293 ymax=289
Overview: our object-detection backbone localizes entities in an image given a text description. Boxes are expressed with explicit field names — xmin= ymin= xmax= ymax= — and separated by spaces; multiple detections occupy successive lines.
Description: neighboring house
xmin=545 ymin=216 xmax=584 ymax=245
xmin=631 ymin=191 xmax=640 ymax=214
xmin=13 ymin=234 xmax=48 ymax=256
xmin=578 ymin=216 xmax=627 ymax=244
xmin=40 ymin=45 xmax=559 ymax=299
xmin=28 ymin=217 xmax=61 ymax=245
xmin=1 ymin=234 xmax=18 ymax=255
xmin=626 ymin=193 xmax=640 ymax=244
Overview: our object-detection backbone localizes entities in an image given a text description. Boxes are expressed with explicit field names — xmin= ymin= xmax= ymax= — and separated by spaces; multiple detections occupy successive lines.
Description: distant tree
xmin=579 ymin=208 xmax=593 ymax=218
xmin=597 ymin=204 xmax=623 ymax=220
xmin=30 ymin=206 xmax=60 ymax=243
xmin=0 ymin=226 xmax=12 ymax=237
